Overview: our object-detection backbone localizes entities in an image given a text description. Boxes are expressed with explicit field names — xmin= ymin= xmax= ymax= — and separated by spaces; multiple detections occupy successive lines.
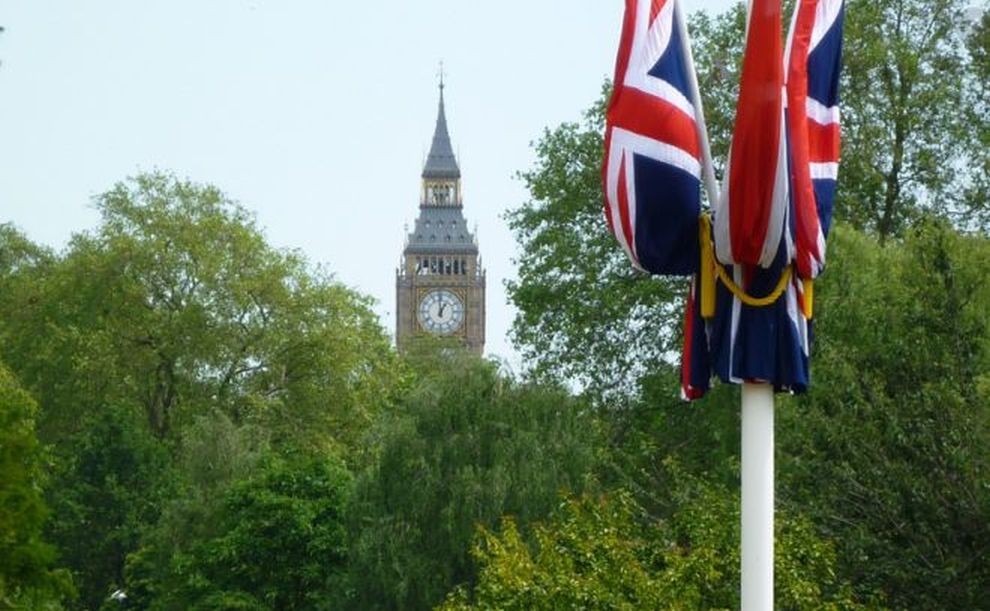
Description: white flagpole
xmin=741 ymin=382 xmax=774 ymax=610
xmin=675 ymin=0 xmax=720 ymax=207
xmin=679 ymin=2 xmax=775 ymax=605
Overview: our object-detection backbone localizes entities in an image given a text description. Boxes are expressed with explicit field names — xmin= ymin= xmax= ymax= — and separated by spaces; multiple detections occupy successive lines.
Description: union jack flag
xmin=713 ymin=0 xmax=790 ymax=270
xmin=602 ymin=0 xmax=845 ymax=399
xmin=686 ymin=0 xmax=846 ymax=397
xmin=786 ymin=0 xmax=845 ymax=279
xmin=603 ymin=0 xmax=703 ymax=276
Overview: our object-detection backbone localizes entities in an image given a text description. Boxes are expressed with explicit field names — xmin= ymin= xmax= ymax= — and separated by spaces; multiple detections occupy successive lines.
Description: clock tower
xmin=396 ymin=82 xmax=485 ymax=354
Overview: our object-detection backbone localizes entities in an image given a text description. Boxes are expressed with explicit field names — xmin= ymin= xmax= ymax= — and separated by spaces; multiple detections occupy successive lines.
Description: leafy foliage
xmin=348 ymin=346 xmax=601 ymax=610
xmin=121 ymin=409 xmax=269 ymax=609
xmin=965 ymin=5 xmax=990 ymax=229
xmin=777 ymin=221 xmax=990 ymax=609
xmin=0 ymin=171 xmax=401 ymax=448
xmin=442 ymin=469 xmax=870 ymax=611
xmin=0 ymin=172 xmax=402 ymax=608
xmin=507 ymin=90 xmax=685 ymax=401
xmin=150 ymin=451 xmax=353 ymax=610
xmin=839 ymin=0 xmax=976 ymax=237
xmin=44 ymin=403 xmax=169 ymax=610
xmin=0 ymin=365 xmax=74 ymax=609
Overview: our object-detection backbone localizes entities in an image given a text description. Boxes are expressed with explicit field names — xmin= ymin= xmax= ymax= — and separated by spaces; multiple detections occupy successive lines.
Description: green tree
xmin=839 ymin=0 xmax=975 ymax=238
xmin=777 ymin=221 xmax=990 ymax=609
xmin=0 ymin=172 xmax=401 ymax=448
xmin=348 ymin=346 xmax=601 ymax=610
xmin=965 ymin=5 xmax=990 ymax=229
xmin=441 ymin=471 xmax=871 ymax=611
xmin=0 ymin=364 xmax=74 ymax=609
xmin=0 ymin=223 xmax=53 ymax=281
xmin=151 ymin=451 xmax=353 ymax=610
xmin=45 ymin=403 xmax=169 ymax=610
xmin=507 ymin=92 xmax=685 ymax=402
xmin=121 ymin=409 xmax=269 ymax=609
xmin=0 ymin=172 xmax=403 ymax=607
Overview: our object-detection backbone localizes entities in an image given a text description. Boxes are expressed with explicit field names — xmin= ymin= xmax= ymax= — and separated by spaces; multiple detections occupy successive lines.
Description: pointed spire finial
xmin=422 ymin=67 xmax=460 ymax=180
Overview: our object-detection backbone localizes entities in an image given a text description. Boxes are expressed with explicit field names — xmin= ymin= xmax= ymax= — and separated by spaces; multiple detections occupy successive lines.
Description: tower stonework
xmin=396 ymin=84 xmax=485 ymax=354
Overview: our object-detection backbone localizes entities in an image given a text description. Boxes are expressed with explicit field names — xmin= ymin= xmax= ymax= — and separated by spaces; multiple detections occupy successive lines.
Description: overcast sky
xmin=1 ymin=0 xmax=738 ymax=366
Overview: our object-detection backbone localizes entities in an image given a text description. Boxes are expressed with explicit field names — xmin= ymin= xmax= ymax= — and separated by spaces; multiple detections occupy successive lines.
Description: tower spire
xmin=422 ymin=69 xmax=460 ymax=180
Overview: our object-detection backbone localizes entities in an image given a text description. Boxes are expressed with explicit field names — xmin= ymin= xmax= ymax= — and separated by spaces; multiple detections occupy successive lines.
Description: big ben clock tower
xmin=396 ymin=81 xmax=485 ymax=354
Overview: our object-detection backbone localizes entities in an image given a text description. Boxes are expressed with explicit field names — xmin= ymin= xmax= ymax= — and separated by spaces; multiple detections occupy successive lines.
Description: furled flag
xmin=603 ymin=0 xmax=703 ymax=276
xmin=786 ymin=0 xmax=845 ymax=279
xmin=713 ymin=0 xmax=789 ymax=270
xmin=682 ymin=0 xmax=846 ymax=399
xmin=601 ymin=0 xmax=845 ymax=399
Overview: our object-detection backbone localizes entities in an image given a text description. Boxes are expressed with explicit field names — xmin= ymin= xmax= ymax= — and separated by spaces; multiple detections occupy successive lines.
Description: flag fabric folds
xmin=690 ymin=0 xmax=845 ymax=398
xmin=603 ymin=0 xmax=703 ymax=276
xmin=786 ymin=0 xmax=845 ymax=279
xmin=602 ymin=0 xmax=845 ymax=400
xmin=713 ymin=0 xmax=790 ymax=270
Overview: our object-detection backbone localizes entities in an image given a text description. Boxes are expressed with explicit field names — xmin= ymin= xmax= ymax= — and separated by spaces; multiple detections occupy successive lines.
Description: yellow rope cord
xmin=697 ymin=213 xmax=793 ymax=312
xmin=715 ymin=258 xmax=792 ymax=307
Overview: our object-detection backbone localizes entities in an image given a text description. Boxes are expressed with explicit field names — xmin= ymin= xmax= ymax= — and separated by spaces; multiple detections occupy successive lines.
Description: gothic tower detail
xmin=396 ymin=82 xmax=485 ymax=353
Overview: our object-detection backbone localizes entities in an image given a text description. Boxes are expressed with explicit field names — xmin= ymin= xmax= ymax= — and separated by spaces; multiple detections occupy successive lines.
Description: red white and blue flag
xmin=603 ymin=0 xmax=845 ymax=398
xmin=713 ymin=0 xmax=790 ymax=270
xmin=786 ymin=0 xmax=845 ymax=279
xmin=688 ymin=0 xmax=846 ymax=397
xmin=603 ymin=0 xmax=703 ymax=276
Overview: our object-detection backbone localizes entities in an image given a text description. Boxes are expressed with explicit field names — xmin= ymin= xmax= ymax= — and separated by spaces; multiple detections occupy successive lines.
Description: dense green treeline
xmin=2 ymin=178 xmax=986 ymax=608
xmin=0 ymin=176 xmax=604 ymax=609
xmin=1 ymin=1 xmax=988 ymax=609
xmin=0 ymin=174 xmax=401 ymax=609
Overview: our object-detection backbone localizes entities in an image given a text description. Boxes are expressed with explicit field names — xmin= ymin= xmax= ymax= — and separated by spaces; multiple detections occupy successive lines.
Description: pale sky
xmin=1 ymin=0 xmax=737 ymax=366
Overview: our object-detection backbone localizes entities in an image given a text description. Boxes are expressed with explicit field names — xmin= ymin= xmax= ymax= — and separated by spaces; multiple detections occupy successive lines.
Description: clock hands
xmin=420 ymin=291 xmax=462 ymax=333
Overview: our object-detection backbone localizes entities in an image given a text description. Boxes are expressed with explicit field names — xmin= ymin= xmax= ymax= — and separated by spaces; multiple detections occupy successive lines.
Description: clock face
xmin=418 ymin=289 xmax=465 ymax=335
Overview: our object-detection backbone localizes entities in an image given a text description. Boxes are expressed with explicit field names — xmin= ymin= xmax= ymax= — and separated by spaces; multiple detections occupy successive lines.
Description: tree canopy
xmin=348 ymin=346 xmax=602 ymax=609
xmin=0 ymin=364 xmax=74 ymax=609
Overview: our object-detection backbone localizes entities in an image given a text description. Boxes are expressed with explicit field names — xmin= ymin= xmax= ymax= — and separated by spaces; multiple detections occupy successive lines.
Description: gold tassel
xmin=699 ymin=214 xmax=716 ymax=319
xmin=802 ymin=278 xmax=814 ymax=319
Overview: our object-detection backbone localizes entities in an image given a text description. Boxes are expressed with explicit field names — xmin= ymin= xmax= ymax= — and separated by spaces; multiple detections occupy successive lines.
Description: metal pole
xmin=741 ymin=382 xmax=774 ymax=610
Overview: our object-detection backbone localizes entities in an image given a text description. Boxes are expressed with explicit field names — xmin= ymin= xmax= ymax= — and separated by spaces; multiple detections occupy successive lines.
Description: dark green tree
xmin=0 ymin=364 xmax=74 ymax=608
xmin=777 ymin=221 xmax=990 ymax=609
xmin=148 ymin=451 xmax=353 ymax=610
xmin=121 ymin=409 xmax=269 ymax=609
xmin=348 ymin=346 xmax=601 ymax=610
xmin=45 ymin=403 xmax=169 ymax=610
